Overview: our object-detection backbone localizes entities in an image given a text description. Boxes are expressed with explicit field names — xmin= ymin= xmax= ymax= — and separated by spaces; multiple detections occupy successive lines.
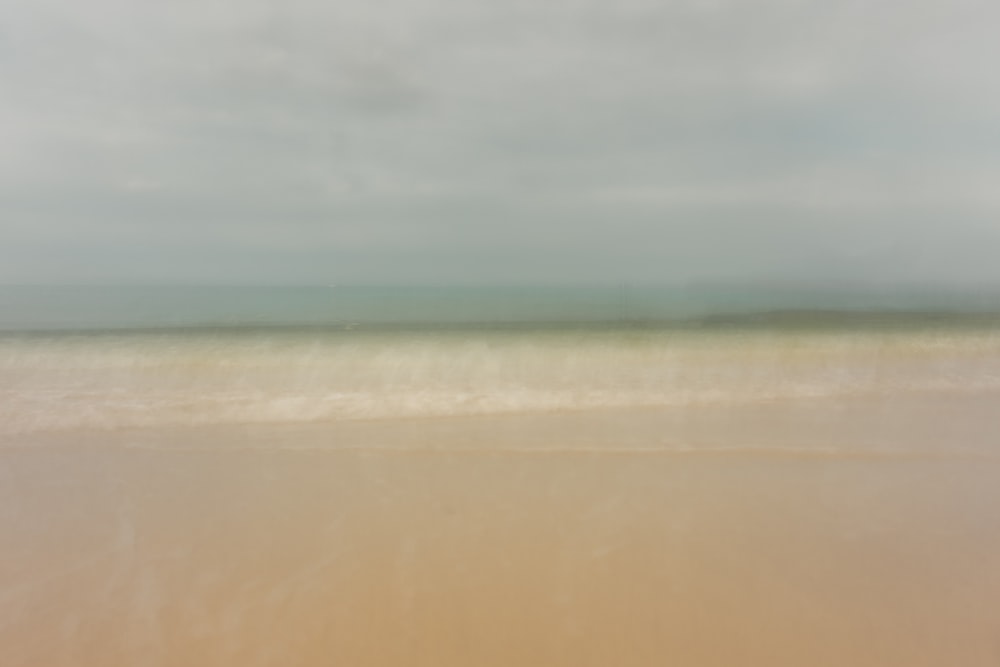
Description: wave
xmin=2 ymin=327 xmax=1000 ymax=437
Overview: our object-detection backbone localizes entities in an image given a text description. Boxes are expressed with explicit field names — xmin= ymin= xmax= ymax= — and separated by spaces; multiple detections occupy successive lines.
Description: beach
xmin=4 ymin=389 xmax=1000 ymax=666
xmin=3 ymin=315 xmax=1000 ymax=665
xmin=7 ymin=0 xmax=1000 ymax=654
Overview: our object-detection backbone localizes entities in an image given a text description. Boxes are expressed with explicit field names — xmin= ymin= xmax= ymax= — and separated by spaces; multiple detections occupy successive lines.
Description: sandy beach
xmin=3 ymin=396 xmax=1000 ymax=667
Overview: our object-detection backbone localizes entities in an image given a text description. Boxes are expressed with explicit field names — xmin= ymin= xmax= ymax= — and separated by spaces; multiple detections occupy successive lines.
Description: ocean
xmin=2 ymin=285 xmax=1000 ymax=665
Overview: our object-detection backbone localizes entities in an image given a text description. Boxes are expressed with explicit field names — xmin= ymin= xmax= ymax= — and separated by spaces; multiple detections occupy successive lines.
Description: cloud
xmin=1 ymin=0 xmax=1000 ymax=283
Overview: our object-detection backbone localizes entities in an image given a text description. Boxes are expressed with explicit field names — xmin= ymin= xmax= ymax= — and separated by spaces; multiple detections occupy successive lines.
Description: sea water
xmin=2 ymin=286 xmax=999 ymax=666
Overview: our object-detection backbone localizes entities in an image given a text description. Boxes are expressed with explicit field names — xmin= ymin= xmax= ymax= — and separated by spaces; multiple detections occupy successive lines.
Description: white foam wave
xmin=2 ymin=328 xmax=999 ymax=437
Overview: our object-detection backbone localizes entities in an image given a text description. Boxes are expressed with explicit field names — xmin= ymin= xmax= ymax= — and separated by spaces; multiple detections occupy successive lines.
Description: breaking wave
xmin=2 ymin=326 xmax=1000 ymax=437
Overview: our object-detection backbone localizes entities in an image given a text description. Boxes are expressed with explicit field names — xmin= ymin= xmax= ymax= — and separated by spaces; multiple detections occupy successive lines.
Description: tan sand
xmin=2 ymin=402 xmax=1000 ymax=666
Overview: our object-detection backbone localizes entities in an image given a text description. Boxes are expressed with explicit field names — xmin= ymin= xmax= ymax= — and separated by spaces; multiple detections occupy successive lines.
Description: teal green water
xmin=2 ymin=285 xmax=1000 ymax=331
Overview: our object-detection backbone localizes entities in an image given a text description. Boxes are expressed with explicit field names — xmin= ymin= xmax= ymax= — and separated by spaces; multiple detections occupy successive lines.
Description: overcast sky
xmin=2 ymin=0 xmax=1000 ymax=284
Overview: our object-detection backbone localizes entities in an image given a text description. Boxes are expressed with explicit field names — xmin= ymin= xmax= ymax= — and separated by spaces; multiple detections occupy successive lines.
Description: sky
xmin=2 ymin=0 xmax=1000 ymax=285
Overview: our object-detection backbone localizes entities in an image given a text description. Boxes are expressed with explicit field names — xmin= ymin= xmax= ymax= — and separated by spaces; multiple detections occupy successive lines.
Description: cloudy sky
xmin=2 ymin=0 xmax=1000 ymax=284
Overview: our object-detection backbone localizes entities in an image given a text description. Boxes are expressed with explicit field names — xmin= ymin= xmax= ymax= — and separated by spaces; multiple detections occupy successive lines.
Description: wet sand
xmin=3 ymin=402 xmax=1000 ymax=666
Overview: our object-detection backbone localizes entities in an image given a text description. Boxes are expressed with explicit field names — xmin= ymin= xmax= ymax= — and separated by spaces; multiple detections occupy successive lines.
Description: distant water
xmin=2 ymin=284 xmax=999 ymax=439
xmin=3 ymin=284 xmax=1000 ymax=331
